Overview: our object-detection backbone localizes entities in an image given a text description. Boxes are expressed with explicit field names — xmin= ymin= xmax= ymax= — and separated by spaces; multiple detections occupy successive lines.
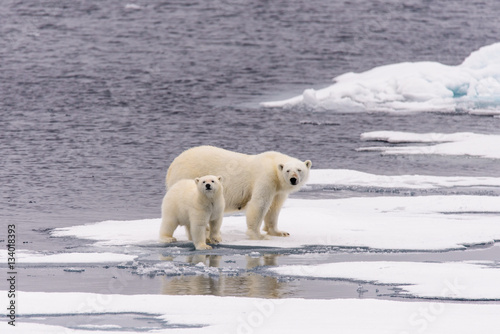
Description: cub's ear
xmin=195 ymin=178 xmax=200 ymax=184
xmin=304 ymin=160 xmax=312 ymax=169
xmin=278 ymin=164 xmax=284 ymax=171
xmin=217 ymin=176 xmax=223 ymax=182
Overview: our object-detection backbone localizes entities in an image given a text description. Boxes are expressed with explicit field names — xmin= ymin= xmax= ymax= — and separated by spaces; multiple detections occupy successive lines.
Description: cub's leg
xmin=190 ymin=219 xmax=212 ymax=250
xmin=208 ymin=217 xmax=223 ymax=244
xmin=185 ymin=224 xmax=192 ymax=241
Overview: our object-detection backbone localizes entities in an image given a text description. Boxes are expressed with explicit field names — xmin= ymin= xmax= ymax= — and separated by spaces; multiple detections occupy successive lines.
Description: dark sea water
xmin=2 ymin=1 xmax=500 ymax=251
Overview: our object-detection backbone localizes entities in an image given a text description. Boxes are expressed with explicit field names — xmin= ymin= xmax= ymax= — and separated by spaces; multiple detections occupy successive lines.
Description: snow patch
xmin=0 ymin=250 xmax=137 ymax=263
xmin=270 ymin=261 xmax=500 ymax=300
xmin=360 ymin=131 xmax=500 ymax=159
xmin=2 ymin=291 xmax=500 ymax=334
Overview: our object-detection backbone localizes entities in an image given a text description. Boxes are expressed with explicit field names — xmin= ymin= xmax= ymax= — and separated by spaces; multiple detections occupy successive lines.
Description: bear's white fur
xmin=160 ymin=175 xmax=225 ymax=250
xmin=166 ymin=146 xmax=311 ymax=240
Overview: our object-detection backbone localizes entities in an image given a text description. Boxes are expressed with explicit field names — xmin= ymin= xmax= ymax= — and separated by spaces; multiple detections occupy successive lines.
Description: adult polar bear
xmin=166 ymin=146 xmax=312 ymax=240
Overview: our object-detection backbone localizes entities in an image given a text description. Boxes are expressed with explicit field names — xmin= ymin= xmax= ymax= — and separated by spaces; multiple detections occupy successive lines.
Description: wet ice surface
xmin=8 ymin=241 xmax=500 ymax=300
xmin=3 ymin=171 xmax=500 ymax=333
xmin=5 ymin=171 xmax=500 ymax=305
xmin=7 ymin=177 xmax=500 ymax=301
xmin=19 ymin=313 xmax=186 ymax=332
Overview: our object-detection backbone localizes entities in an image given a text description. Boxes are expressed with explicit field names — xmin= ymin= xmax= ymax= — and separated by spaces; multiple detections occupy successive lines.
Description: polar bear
xmin=160 ymin=175 xmax=225 ymax=250
xmin=166 ymin=146 xmax=311 ymax=240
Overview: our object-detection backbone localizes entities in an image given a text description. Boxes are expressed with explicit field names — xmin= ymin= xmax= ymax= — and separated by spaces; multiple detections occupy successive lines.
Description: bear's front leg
xmin=245 ymin=196 xmax=272 ymax=240
xmin=263 ymin=193 xmax=290 ymax=237
xmin=191 ymin=221 xmax=212 ymax=250
xmin=208 ymin=217 xmax=223 ymax=244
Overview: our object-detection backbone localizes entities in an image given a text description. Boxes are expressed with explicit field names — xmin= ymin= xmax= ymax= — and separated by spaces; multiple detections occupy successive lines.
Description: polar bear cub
xmin=160 ymin=175 xmax=224 ymax=250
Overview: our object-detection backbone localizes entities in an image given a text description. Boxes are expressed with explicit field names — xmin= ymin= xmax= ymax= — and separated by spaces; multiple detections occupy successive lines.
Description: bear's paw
xmin=160 ymin=236 xmax=177 ymax=243
xmin=267 ymin=230 xmax=290 ymax=237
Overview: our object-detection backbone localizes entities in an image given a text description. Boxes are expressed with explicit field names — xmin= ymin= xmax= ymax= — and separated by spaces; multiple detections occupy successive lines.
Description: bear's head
xmin=195 ymin=175 xmax=223 ymax=197
xmin=278 ymin=159 xmax=312 ymax=189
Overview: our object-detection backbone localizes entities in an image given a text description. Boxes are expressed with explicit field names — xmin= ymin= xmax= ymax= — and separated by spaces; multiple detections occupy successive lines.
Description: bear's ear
xmin=217 ymin=176 xmax=223 ymax=182
xmin=195 ymin=178 xmax=200 ymax=184
xmin=278 ymin=164 xmax=284 ymax=171
xmin=305 ymin=160 xmax=312 ymax=169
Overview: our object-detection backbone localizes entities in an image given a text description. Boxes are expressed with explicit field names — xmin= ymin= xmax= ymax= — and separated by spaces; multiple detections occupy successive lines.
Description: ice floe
xmin=2 ymin=291 xmax=500 ymax=333
xmin=360 ymin=131 xmax=500 ymax=159
xmin=262 ymin=42 xmax=500 ymax=113
xmin=270 ymin=261 xmax=500 ymax=300
xmin=0 ymin=250 xmax=137 ymax=263
xmin=308 ymin=168 xmax=500 ymax=189
xmin=52 ymin=195 xmax=500 ymax=251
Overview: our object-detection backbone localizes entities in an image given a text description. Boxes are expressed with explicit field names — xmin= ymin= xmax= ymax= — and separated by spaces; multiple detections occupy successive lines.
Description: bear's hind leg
xmin=159 ymin=216 xmax=178 ymax=243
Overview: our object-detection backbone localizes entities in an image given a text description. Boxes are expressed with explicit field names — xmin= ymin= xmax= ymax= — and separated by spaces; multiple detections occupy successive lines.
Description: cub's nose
xmin=290 ymin=177 xmax=297 ymax=185
xmin=205 ymin=183 xmax=212 ymax=190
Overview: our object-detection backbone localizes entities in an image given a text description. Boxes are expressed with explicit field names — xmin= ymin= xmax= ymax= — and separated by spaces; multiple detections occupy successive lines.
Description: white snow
xmin=0 ymin=250 xmax=136 ymax=263
xmin=3 ymin=290 xmax=500 ymax=334
xmin=262 ymin=42 xmax=500 ymax=113
xmin=53 ymin=218 xmax=161 ymax=246
xmin=270 ymin=261 xmax=500 ymax=300
xmin=360 ymin=131 xmax=500 ymax=159
xmin=308 ymin=168 xmax=500 ymax=189
xmin=52 ymin=195 xmax=500 ymax=251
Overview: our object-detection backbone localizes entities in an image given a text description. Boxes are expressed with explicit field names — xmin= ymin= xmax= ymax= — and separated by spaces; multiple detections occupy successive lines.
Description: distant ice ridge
xmin=308 ymin=168 xmax=500 ymax=188
xmin=360 ymin=131 xmax=500 ymax=159
xmin=262 ymin=43 xmax=500 ymax=113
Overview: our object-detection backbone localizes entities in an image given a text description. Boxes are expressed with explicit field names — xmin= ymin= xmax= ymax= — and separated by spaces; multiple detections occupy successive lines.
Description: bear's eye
xmin=298 ymin=169 xmax=302 ymax=172
xmin=286 ymin=170 xmax=290 ymax=173
xmin=211 ymin=180 xmax=215 ymax=183
xmin=202 ymin=181 xmax=206 ymax=184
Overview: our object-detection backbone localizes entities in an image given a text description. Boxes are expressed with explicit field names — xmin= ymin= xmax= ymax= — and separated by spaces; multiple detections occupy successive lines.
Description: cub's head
xmin=278 ymin=159 xmax=312 ymax=190
xmin=195 ymin=175 xmax=223 ymax=197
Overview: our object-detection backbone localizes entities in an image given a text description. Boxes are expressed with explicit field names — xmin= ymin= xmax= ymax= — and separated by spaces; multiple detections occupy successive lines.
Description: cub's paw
xmin=195 ymin=244 xmax=212 ymax=250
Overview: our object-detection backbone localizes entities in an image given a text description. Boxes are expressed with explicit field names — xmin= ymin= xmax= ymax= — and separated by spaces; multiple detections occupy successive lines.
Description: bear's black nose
xmin=290 ymin=177 xmax=297 ymax=185
xmin=205 ymin=183 xmax=212 ymax=190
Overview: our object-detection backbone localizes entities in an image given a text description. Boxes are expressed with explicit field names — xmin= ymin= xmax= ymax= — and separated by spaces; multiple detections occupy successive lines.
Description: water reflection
xmin=159 ymin=253 xmax=290 ymax=298
xmin=161 ymin=274 xmax=287 ymax=298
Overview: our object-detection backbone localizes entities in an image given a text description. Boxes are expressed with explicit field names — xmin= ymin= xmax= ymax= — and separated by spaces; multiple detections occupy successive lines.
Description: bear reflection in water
xmin=160 ymin=254 xmax=288 ymax=298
